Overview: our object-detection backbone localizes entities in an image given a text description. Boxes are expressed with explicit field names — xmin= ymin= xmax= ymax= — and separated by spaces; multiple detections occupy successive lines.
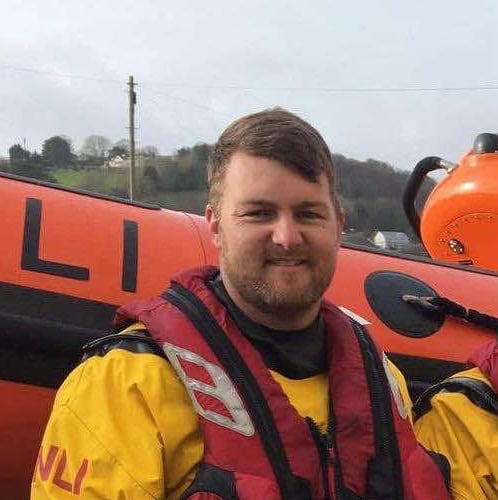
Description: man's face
xmin=206 ymin=152 xmax=344 ymax=323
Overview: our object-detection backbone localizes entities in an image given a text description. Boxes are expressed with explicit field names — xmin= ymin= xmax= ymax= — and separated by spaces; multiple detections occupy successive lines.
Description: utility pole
xmin=128 ymin=75 xmax=137 ymax=200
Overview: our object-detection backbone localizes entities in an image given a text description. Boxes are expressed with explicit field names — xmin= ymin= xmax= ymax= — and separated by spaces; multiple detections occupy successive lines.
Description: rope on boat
xmin=402 ymin=295 xmax=498 ymax=333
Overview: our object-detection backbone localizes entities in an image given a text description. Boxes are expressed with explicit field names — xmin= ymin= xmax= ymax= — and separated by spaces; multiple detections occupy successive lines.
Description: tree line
xmin=5 ymin=134 xmax=158 ymax=178
xmin=1 ymin=135 xmax=433 ymax=239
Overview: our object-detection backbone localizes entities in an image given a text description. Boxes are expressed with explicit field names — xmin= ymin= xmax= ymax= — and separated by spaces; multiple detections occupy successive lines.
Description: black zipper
xmin=351 ymin=322 xmax=404 ymax=500
xmin=325 ymin=402 xmax=347 ymax=500
xmin=306 ymin=417 xmax=331 ymax=500
xmin=164 ymin=283 xmax=312 ymax=500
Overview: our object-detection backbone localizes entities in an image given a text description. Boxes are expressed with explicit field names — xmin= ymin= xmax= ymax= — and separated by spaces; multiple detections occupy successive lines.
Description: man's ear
xmin=205 ymin=204 xmax=222 ymax=249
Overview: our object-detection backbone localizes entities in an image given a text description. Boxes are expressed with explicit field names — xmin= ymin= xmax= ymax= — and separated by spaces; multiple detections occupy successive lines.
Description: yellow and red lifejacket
xmin=115 ymin=266 xmax=450 ymax=499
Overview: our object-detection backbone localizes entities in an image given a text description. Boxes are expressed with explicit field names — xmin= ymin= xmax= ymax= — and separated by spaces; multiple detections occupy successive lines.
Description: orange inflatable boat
xmin=2 ymin=134 xmax=498 ymax=498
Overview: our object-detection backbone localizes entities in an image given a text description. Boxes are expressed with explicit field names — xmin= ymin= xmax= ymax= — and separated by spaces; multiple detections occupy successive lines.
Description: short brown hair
xmin=207 ymin=107 xmax=337 ymax=213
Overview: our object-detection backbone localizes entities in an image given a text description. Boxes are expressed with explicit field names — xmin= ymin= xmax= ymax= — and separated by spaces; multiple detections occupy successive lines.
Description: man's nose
xmin=271 ymin=216 xmax=303 ymax=249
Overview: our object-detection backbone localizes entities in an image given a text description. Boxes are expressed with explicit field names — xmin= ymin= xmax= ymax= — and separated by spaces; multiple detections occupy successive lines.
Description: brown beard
xmin=220 ymin=246 xmax=333 ymax=316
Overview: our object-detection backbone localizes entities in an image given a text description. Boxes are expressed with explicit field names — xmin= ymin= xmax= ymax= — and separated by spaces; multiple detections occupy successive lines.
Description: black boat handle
xmin=402 ymin=156 xmax=447 ymax=240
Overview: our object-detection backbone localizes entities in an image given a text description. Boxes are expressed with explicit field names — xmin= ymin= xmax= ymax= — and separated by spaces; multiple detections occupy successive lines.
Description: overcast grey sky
xmin=1 ymin=0 xmax=498 ymax=170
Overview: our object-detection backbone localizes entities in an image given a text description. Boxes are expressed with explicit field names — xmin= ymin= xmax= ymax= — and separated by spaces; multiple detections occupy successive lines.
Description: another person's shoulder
xmin=414 ymin=366 xmax=496 ymax=424
xmin=415 ymin=339 xmax=497 ymax=423
xmin=414 ymin=363 xmax=498 ymax=500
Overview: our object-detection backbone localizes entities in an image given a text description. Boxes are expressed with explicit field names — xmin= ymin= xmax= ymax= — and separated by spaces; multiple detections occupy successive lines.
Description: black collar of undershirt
xmin=207 ymin=273 xmax=327 ymax=379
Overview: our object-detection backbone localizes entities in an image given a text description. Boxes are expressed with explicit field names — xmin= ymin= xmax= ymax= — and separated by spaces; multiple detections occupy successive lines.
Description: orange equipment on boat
xmin=403 ymin=133 xmax=498 ymax=271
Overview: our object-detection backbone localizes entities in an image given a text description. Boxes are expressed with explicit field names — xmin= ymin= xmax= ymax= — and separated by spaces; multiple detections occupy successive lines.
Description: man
xmin=32 ymin=108 xmax=449 ymax=499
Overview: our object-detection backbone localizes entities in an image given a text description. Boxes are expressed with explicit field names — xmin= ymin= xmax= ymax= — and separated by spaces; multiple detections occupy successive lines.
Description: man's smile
xmin=266 ymin=258 xmax=308 ymax=267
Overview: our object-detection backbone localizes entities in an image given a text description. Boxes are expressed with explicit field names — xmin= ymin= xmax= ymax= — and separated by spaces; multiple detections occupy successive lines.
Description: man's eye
xmin=244 ymin=210 xmax=273 ymax=219
xmin=297 ymin=211 xmax=322 ymax=220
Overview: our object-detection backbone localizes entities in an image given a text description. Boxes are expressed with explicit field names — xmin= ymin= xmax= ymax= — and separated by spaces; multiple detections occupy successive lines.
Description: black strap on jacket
xmin=163 ymin=282 xmax=313 ymax=500
xmin=350 ymin=323 xmax=404 ymax=500
xmin=413 ymin=376 xmax=498 ymax=420
xmin=81 ymin=330 xmax=166 ymax=360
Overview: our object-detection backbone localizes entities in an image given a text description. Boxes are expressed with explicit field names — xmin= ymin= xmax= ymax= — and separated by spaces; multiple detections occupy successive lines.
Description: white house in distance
xmin=372 ymin=230 xmax=410 ymax=251
xmin=106 ymin=155 xmax=131 ymax=169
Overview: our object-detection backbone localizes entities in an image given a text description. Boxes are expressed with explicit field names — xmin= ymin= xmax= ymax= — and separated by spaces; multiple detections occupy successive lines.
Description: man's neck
xmin=222 ymin=279 xmax=321 ymax=331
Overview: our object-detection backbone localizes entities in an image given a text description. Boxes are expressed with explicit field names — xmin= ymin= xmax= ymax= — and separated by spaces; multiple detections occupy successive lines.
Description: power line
xmin=3 ymin=63 xmax=498 ymax=94
xmin=141 ymin=85 xmax=232 ymax=116
xmin=0 ymin=64 xmax=123 ymax=84
xmin=139 ymin=93 xmax=215 ymax=144
xmin=140 ymin=81 xmax=498 ymax=94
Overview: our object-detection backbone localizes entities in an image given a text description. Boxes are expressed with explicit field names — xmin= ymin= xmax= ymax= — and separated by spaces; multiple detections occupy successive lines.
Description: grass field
xmin=141 ymin=190 xmax=207 ymax=215
xmin=52 ymin=168 xmax=88 ymax=186
xmin=52 ymin=167 xmax=207 ymax=215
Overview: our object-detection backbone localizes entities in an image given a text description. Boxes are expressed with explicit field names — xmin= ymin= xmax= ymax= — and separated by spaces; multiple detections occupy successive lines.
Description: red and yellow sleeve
xmin=415 ymin=368 xmax=498 ymax=500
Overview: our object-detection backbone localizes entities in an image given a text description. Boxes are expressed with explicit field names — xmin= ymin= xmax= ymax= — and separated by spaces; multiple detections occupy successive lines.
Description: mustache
xmin=264 ymin=249 xmax=309 ymax=261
